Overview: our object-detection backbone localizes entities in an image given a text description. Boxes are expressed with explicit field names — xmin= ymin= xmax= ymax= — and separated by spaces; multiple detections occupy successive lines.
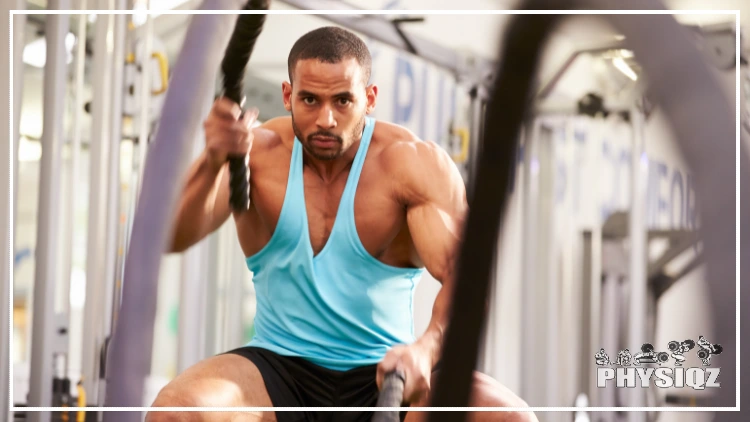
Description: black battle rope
xmin=426 ymin=0 xmax=743 ymax=419
xmin=426 ymin=9 xmax=559 ymax=421
xmin=221 ymin=0 xmax=270 ymax=212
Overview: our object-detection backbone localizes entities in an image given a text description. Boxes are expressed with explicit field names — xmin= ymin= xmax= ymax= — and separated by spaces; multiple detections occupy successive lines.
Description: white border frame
xmin=7 ymin=7 xmax=741 ymax=414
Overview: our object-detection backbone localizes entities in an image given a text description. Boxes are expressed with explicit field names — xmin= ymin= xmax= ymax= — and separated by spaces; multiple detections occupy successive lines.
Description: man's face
xmin=283 ymin=58 xmax=377 ymax=161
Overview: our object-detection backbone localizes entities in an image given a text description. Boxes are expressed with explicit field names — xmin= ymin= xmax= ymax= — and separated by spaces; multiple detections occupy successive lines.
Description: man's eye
xmin=338 ymin=98 xmax=350 ymax=106
xmin=302 ymin=97 xmax=315 ymax=105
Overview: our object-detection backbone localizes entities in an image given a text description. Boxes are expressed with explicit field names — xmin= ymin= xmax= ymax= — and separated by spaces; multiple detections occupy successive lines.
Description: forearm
xmin=169 ymin=152 xmax=227 ymax=252
xmin=415 ymin=275 xmax=454 ymax=366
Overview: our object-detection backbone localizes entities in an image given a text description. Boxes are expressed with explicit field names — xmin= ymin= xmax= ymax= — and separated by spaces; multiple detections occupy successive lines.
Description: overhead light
xmin=612 ymin=57 xmax=638 ymax=81
xmin=23 ymin=32 xmax=76 ymax=68
xmin=619 ymin=49 xmax=634 ymax=59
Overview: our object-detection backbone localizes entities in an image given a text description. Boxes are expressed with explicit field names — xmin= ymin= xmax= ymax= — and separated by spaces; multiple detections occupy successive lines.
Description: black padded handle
xmin=373 ymin=370 xmax=406 ymax=422
xmin=220 ymin=0 xmax=269 ymax=212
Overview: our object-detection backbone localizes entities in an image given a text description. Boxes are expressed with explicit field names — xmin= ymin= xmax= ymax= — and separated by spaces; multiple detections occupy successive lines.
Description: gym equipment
xmin=373 ymin=370 xmax=406 ymax=422
xmin=221 ymin=0 xmax=270 ymax=212
xmin=429 ymin=0 xmax=743 ymax=421
xmin=103 ymin=1 xmax=246 ymax=416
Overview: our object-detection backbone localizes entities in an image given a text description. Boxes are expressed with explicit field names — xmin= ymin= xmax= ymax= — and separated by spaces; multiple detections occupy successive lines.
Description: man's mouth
xmin=310 ymin=136 xmax=339 ymax=148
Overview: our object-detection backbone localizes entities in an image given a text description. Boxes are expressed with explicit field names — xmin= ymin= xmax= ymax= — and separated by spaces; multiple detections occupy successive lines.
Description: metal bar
xmin=588 ymin=227 xmax=602 ymax=406
xmin=579 ymin=232 xmax=592 ymax=399
xmin=203 ymin=231 xmax=221 ymax=358
xmin=177 ymin=86 xmax=215 ymax=373
xmin=177 ymin=244 xmax=208 ymax=373
xmin=28 ymin=2 xmax=70 ymax=416
xmin=646 ymin=232 xmax=697 ymax=280
xmin=82 ymin=0 xmax=115 ymax=404
xmin=3 ymin=1 xmax=25 ymax=416
xmin=61 ymin=5 xmax=88 ymax=382
xmin=104 ymin=2 xmax=244 ymax=413
xmin=627 ymin=104 xmax=647 ymax=417
xmin=12 ymin=6 xmax=25 ymax=253
xmin=96 ymin=3 xmax=128 ymax=407
xmin=277 ymin=0 xmax=495 ymax=87
xmin=519 ymin=120 xmax=541 ymax=406
xmin=536 ymin=41 xmax=626 ymax=100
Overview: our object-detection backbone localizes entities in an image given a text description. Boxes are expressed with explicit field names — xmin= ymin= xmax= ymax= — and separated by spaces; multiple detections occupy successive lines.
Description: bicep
xmin=403 ymin=146 xmax=467 ymax=282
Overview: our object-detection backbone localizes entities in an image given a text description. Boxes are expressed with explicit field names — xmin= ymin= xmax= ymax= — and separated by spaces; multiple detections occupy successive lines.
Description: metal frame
xmin=626 ymin=102 xmax=647 ymax=417
xmin=28 ymin=2 xmax=70 ymax=417
xmin=177 ymin=93 xmax=215 ymax=371
xmin=278 ymin=0 xmax=496 ymax=90
xmin=519 ymin=120 xmax=544 ymax=406
xmin=82 ymin=0 xmax=117 ymax=404
xmin=105 ymin=2 xmax=245 ymax=413
xmin=3 ymin=1 xmax=26 ymax=416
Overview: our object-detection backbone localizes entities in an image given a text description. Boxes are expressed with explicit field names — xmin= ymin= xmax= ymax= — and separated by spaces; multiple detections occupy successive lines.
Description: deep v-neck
xmin=298 ymin=131 xmax=370 ymax=261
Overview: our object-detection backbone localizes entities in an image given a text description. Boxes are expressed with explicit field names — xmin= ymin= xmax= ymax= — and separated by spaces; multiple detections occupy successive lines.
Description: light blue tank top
xmin=245 ymin=117 xmax=425 ymax=371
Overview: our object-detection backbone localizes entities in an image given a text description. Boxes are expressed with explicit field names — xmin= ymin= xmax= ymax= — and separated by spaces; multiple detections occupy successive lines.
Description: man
xmin=149 ymin=26 xmax=536 ymax=422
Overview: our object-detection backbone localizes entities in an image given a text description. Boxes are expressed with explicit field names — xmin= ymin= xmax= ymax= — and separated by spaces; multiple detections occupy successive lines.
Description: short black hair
xmin=287 ymin=26 xmax=372 ymax=85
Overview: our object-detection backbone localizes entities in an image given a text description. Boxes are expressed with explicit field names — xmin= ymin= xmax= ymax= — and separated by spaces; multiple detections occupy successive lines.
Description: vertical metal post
xmin=12 ymin=3 xmax=25 ymax=229
xmin=1 ymin=0 xmax=24 ymax=416
xmin=28 ymin=2 xmax=70 ymax=417
xmin=177 ymin=243 xmax=209 ymax=372
xmin=97 ymin=3 xmax=127 ymax=407
xmin=104 ymin=6 xmax=243 ymax=414
xmin=519 ymin=120 xmax=543 ymax=406
xmin=61 ymin=4 xmax=88 ymax=371
xmin=115 ymin=14 xmax=154 ymax=332
xmin=540 ymin=125 xmax=559 ymax=415
xmin=82 ymin=0 xmax=115 ymax=404
xmin=60 ymin=4 xmax=88 ymax=388
xmin=177 ymin=89 xmax=215 ymax=373
xmin=579 ymin=232 xmax=593 ymax=398
xmin=203 ymin=232 xmax=221 ymax=358
xmin=220 ymin=228 xmax=245 ymax=351
xmin=627 ymin=103 xmax=648 ymax=419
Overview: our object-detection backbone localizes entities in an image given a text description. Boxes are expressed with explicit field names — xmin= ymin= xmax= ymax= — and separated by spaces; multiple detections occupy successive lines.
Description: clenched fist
xmin=203 ymin=97 xmax=259 ymax=171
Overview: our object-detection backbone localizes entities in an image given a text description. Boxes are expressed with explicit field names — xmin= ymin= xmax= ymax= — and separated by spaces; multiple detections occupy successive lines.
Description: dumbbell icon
xmin=696 ymin=336 xmax=723 ymax=366
xmin=634 ymin=343 xmax=670 ymax=365
xmin=668 ymin=339 xmax=695 ymax=366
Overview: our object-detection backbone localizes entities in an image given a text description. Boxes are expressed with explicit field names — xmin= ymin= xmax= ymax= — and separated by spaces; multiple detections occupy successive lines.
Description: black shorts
xmin=226 ymin=346 xmax=409 ymax=422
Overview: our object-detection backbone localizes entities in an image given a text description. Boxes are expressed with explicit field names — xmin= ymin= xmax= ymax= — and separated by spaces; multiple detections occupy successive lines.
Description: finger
xmin=376 ymin=354 xmax=400 ymax=390
xmin=216 ymin=128 xmax=251 ymax=155
xmin=242 ymin=107 xmax=260 ymax=129
xmin=213 ymin=97 xmax=243 ymax=120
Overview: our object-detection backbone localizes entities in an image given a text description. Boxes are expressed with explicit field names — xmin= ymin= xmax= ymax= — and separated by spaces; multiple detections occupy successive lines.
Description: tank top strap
xmin=340 ymin=117 xmax=375 ymax=208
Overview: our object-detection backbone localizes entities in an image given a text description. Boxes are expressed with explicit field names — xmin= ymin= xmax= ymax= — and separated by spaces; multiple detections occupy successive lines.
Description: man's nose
xmin=315 ymin=106 xmax=336 ymax=129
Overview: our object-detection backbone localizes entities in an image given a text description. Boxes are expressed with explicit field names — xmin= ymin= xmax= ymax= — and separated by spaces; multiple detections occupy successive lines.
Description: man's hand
xmin=377 ymin=342 xmax=434 ymax=405
xmin=203 ymin=97 xmax=259 ymax=172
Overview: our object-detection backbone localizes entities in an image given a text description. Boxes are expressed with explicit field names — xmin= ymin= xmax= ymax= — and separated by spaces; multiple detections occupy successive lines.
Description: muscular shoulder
xmin=373 ymin=121 xmax=465 ymax=207
xmin=251 ymin=115 xmax=294 ymax=154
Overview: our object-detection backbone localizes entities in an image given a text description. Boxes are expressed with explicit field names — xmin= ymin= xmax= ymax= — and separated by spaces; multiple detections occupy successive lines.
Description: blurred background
xmin=2 ymin=0 xmax=748 ymax=421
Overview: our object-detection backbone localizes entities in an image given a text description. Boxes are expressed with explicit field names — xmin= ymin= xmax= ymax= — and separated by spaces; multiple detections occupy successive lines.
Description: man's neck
xmin=302 ymin=139 xmax=361 ymax=183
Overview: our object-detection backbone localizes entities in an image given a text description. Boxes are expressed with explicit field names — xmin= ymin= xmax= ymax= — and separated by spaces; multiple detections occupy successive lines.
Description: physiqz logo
xmin=596 ymin=336 xmax=723 ymax=390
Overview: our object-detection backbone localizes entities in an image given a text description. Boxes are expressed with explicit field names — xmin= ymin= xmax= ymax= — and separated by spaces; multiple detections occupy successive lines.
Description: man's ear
xmin=365 ymin=84 xmax=378 ymax=114
xmin=282 ymin=81 xmax=292 ymax=112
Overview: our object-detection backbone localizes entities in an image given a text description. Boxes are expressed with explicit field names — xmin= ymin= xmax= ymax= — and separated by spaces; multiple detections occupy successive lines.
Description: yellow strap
xmin=77 ymin=381 xmax=87 ymax=422
xmin=450 ymin=127 xmax=470 ymax=163
xmin=151 ymin=51 xmax=169 ymax=95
